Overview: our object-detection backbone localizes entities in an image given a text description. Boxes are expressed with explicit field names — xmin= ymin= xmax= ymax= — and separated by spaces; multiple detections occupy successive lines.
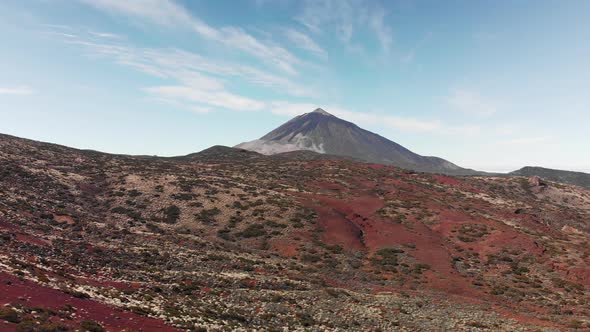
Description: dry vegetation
xmin=0 ymin=134 xmax=589 ymax=331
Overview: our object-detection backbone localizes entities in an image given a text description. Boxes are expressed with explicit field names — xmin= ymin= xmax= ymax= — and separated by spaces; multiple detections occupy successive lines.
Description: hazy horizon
xmin=1 ymin=0 xmax=589 ymax=173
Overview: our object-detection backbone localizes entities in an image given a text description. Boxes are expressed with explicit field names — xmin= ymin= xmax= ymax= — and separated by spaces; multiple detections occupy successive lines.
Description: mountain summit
xmin=310 ymin=108 xmax=334 ymax=116
xmin=236 ymin=108 xmax=476 ymax=175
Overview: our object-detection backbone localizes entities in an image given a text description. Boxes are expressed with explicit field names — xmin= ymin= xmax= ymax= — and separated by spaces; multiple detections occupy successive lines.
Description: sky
xmin=1 ymin=0 xmax=589 ymax=173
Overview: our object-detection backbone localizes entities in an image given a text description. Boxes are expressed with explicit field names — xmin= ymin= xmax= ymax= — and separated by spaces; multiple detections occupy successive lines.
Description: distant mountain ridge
xmin=236 ymin=108 xmax=479 ymax=175
xmin=510 ymin=166 xmax=590 ymax=189
xmin=4 ymin=132 xmax=587 ymax=190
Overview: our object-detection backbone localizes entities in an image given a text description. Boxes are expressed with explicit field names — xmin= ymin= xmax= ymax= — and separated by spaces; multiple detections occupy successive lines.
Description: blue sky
xmin=1 ymin=0 xmax=589 ymax=172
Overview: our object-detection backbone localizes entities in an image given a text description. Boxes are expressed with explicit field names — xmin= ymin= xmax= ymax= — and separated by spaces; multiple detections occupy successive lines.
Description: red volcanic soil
xmin=293 ymin=181 xmax=487 ymax=298
xmin=271 ymin=241 xmax=300 ymax=258
xmin=0 ymin=219 xmax=21 ymax=232
xmin=310 ymin=197 xmax=365 ymax=250
xmin=562 ymin=266 xmax=590 ymax=287
xmin=14 ymin=233 xmax=51 ymax=247
xmin=287 ymin=177 xmax=571 ymax=329
xmin=294 ymin=175 xmax=560 ymax=305
xmin=434 ymin=175 xmax=462 ymax=186
xmin=433 ymin=175 xmax=483 ymax=193
xmin=0 ymin=272 xmax=178 ymax=332
xmin=308 ymin=180 xmax=347 ymax=192
xmin=365 ymin=164 xmax=397 ymax=171
xmin=1 ymin=220 xmax=50 ymax=246
xmin=432 ymin=208 xmax=544 ymax=258
xmin=53 ymin=214 xmax=76 ymax=225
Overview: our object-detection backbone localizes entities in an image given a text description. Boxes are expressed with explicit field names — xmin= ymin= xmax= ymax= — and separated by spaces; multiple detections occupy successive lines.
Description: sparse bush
xmin=195 ymin=207 xmax=221 ymax=224
xmin=79 ymin=319 xmax=105 ymax=332
xmin=239 ymin=224 xmax=266 ymax=238
xmin=162 ymin=205 xmax=181 ymax=223
xmin=371 ymin=247 xmax=404 ymax=272
xmin=127 ymin=189 xmax=142 ymax=197
xmin=301 ymin=253 xmax=321 ymax=263
xmin=0 ymin=307 xmax=20 ymax=323
xmin=17 ymin=320 xmax=68 ymax=332
xmin=412 ymin=263 xmax=430 ymax=274
xmin=171 ymin=193 xmax=197 ymax=201
xmin=465 ymin=321 xmax=488 ymax=328
xmin=296 ymin=312 xmax=315 ymax=327
xmin=217 ymin=228 xmax=232 ymax=241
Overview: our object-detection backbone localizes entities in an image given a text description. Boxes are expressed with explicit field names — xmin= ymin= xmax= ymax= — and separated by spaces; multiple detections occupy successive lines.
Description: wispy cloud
xmin=145 ymin=85 xmax=266 ymax=112
xmin=45 ymin=28 xmax=316 ymax=112
xmin=267 ymin=101 xmax=319 ymax=117
xmin=81 ymin=0 xmax=193 ymax=26
xmin=296 ymin=0 xmax=393 ymax=54
xmin=337 ymin=109 xmax=439 ymax=132
xmin=497 ymin=136 xmax=553 ymax=145
xmin=268 ymin=102 xmax=461 ymax=133
xmin=45 ymin=3 xmax=475 ymax=136
xmin=448 ymin=88 xmax=497 ymax=116
xmin=296 ymin=0 xmax=353 ymax=35
xmin=368 ymin=7 xmax=392 ymax=53
xmin=82 ymin=0 xmax=303 ymax=75
xmin=0 ymin=86 xmax=34 ymax=95
xmin=402 ymin=31 xmax=432 ymax=64
xmin=40 ymin=23 xmax=122 ymax=40
xmin=189 ymin=105 xmax=213 ymax=114
xmin=88 ymin=31 xmax=122 ymax=39
xmin=254 ymin=0 xmax=292 ymax=7
xmin=284 ymin=28 xmax=327 ymax=57
xmin=65 ymin=37 xmax=314 ymax=97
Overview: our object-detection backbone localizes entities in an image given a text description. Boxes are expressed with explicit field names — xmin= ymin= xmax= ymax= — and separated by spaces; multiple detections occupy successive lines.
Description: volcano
xmin=236 ymin=108 xmax=477 ymax=175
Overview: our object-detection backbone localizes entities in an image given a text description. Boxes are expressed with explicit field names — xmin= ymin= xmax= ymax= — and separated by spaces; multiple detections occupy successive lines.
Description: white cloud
xmin=41 ymin=24 xmax=71 ymax=30
xmin=494 ymin=124 xmax=519 ymax=135
xmin=41 ymin=24 xmax=116 ymax=40
xmin=0 ymin=86 xmax=34 ymax=95
xmin=268 ymin=102 xmax=444 ymax=133
xmin=497 ymin=136 xmax=553 ymax=145
xmin=337 ymin=110 xmax=440 ymax=132
xmin=368 ymin=8 xmax=392 ymax=53
xmin=81 ymin=0 xmax=192 ymax=26
xmin=64 ymin=36 xmax=314 ymax=97
xmin=254 ymin=0 xmax=292 ymax=7
xmin=89 ymin=31 xmax=122 ymax=39
xmin=268 ymin=102 xmax=320 ymax=116
xmin=190 ymin=105 xmax=212 ymax=114
xmin=402 ymin=31 xmax=432 ymax=64
xmin=284 ymin=28 xmax=327 ymax=57
xmin=268 ymin=103 xmax=485 ymax=136
xmin=145 ymin=85 xmax=265 ymax=112
xmin=47 ymin=6 xmax=473 ymax=136
xmin=441 ymin=125 xmax=481 ymax=136
xmin=296 ymin=0 xmax=393 ymax=54
xmin=213 ymin=26 xmax=301 ymax=75
xmin=82 ymin=0 xmax=303 ymax=75
xmin=296 ymin=0 xmax=354 ymax=36
xmin=45 ymin=25 xmax=324 ymax=114
xmin=448 ymin=88 xmax=497 ymax=116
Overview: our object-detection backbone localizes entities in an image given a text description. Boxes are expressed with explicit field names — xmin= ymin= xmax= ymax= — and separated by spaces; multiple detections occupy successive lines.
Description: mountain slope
xmin=1 ymin=133 xmax=589 ymax=330
xmin=510 ymin=166 xmax=590 ymax=189
xmin=179 ymin=145 xmax=263 ymax=162
xmin=236 ymin=108 xmax=479 ymax=175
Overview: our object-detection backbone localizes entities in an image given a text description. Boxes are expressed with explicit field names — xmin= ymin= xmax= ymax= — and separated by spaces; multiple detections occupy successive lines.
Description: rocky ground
xmin=0 ymin=133 xmax=589 ymax=331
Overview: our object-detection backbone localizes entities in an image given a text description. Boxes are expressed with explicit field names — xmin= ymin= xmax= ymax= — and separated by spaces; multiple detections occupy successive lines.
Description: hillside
xmin=510 ymin=166 xmax=590 ymax=189
xmin=0 ymin=133 xmax=589 ymax=331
